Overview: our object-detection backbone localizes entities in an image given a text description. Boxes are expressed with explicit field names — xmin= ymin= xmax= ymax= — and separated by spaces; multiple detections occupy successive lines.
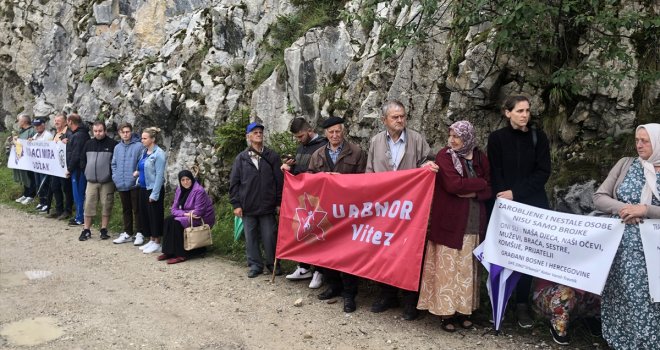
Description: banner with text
xmin=7 ymin=140 xmax=67 ymax=178
xmin=276 ymin=168 xmax=435 ymax=291
xmin=483 ymin=198 xmax=625 ymax=294
xmin=640 ymin=220 xmax=660 ymax=302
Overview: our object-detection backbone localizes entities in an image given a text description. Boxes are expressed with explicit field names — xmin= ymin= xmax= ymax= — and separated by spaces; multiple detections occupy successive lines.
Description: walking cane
xmin=270 ymin=258 xmax=278 ymax=283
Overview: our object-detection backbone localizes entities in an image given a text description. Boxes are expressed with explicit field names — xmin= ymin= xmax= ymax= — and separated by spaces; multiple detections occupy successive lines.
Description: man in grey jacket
xmin=366 ymin=100 xmax=438 ymax=321
xmin=79 ymin=121 xmax=117 ymax=241
xmin=111 ymin=122 xmax=144 ymax=244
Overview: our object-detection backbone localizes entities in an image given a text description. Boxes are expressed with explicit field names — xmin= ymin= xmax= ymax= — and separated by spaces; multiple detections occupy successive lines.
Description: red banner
xmin=276 ymin=168 xmax=435 ymax=291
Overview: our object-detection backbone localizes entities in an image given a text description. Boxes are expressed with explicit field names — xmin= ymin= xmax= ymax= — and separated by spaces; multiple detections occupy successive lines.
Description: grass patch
xmin=82 ymin=61 xmax=124 ymax=84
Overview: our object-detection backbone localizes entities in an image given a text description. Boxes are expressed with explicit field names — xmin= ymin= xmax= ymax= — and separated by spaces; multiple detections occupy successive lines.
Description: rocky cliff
xmin=1 ymin=0 xmax=657 ymax=211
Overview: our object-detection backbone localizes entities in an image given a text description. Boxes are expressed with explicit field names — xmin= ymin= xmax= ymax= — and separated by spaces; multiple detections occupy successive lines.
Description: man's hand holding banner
xmin=276 ymin=168 xmax=435 ymax=291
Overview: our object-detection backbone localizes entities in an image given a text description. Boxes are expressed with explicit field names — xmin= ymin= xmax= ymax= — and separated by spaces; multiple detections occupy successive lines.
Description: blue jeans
xmin=71 ymin=170 xmax=87 ymax=222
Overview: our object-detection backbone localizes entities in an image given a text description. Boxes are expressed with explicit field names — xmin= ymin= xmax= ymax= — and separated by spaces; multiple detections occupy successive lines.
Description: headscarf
xmin=446 ymin=121 xmax=477 ymax=176
xmin=637 ymin=123 xmax=660 ymax=205
xmin=177 ymin=170 xmax=196 ymax=209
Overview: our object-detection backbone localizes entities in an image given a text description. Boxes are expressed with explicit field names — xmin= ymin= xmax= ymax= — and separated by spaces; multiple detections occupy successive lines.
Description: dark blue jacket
xmin=65 ymin=125 xmax=90 ymax=172
xmin=229 ymin=147 xmax=283 ymax=216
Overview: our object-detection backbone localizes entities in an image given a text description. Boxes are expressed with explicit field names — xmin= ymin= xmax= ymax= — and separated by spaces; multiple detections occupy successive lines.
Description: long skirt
xmin=417 ymin=234 xmax=480 ymax=316
xmin=162 ymin=216 xmax=205 ymax=258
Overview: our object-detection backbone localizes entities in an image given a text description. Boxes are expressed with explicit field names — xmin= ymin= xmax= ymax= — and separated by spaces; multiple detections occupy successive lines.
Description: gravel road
xmin=0 ymin=205 xmax=575 ymax=349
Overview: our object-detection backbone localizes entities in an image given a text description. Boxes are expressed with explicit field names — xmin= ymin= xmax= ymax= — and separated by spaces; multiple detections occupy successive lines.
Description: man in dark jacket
xmin=79 ymin=121 xmax=117 ymax=241
xmin=65 ymin=113 xmax=90 ymax=226
xmin=308 ymin=116 xmax=367 ymax=313
xmin=230 ymin=122 xmax=283 ymax=278
xmin=280 ymin=117 xmax=328 ymax=287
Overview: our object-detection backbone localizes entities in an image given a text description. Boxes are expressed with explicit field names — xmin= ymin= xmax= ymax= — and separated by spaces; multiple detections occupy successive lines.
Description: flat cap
xmin=321 ymin=116 xmax=345 ymax=129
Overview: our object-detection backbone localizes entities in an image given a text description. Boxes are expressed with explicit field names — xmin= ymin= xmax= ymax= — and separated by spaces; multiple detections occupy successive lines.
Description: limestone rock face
xmin=0 ymin=0 xmax=655 ymax=207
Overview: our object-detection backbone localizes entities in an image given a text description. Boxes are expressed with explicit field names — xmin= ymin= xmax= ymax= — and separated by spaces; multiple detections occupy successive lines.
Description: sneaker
xmin=79 ymin=229 xmax=91 ymax=241
xmin=143 ymin=243 xmax=161 ymax=254
xmin=15 ymin=195 xmax=26 ymax=203
xmin=549 ymin=326 xmax=570 ymax=345
xmin=38 ymin=206 xmax=49 ymax=214
xmin=515 ymin=303 xmax=534 ymax=329
xmin=99 ymin=228 xmax=110 ymax=240
xmin=113 ymin=232 xmax=133 ymax=244
xmin=35 ymin=204 xmax=43 ymax=210
xmin=20 ymin=197 xmax=34 ymax=205
xmin=286 ymin=266 xmax=312 ymax=280
xmin=68 ymin=219 xmax=83 ymax=226
xmin=309 ymin=271 xmax=323 ymax=289
xmin=133 ymin=232 xmax=145 ymax=246
xmin=139 ymin=241 xmax=154 ymax=250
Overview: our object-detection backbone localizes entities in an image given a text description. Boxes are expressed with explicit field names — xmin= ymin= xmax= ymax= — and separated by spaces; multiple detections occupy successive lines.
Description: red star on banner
xmin=295 ymin=193 xmax=328 ymax=241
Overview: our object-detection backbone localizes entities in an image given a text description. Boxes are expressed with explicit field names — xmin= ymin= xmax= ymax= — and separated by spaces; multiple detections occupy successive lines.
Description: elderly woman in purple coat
xmin=158 ymin=170 xmax=215 ymax=264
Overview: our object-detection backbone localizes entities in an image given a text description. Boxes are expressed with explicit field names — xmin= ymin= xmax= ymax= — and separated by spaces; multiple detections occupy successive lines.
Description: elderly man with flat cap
xmin=307 ymin=116 xmax=367 ymax=313
xmin=366 ymin=100 xmax=438 ymax=321
xmin=230 ymin=122 xmax=284 ymax=278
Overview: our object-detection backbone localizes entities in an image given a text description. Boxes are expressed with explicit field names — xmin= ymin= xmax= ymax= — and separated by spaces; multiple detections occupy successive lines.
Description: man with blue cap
xmin=230 ymin=122 xmax=284 ymax=278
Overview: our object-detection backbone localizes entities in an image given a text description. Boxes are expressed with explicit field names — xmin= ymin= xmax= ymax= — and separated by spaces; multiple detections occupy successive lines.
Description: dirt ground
xmin=0 ymin=205 xmax=592 ymax=349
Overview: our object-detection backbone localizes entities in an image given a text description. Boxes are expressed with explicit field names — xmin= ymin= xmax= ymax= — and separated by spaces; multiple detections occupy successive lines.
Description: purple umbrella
xmin=474 ymin=244 xmax=522 ymax=333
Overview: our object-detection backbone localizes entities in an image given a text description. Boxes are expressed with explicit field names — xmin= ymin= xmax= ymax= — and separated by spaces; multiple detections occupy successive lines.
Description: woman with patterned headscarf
xmin=593 ymin=123 xmax=660 ymax=349
xmin=417 ymin=120 xmax=492 ymax=332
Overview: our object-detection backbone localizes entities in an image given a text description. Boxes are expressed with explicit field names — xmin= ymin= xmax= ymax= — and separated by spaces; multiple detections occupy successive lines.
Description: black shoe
xmin=68 ymin=218 xmax=82 ymax=226
xmin=583 ymin=317 xmax=602 ymax=337
xmin=58 ymin=212 xmax=71 ymax=220
xmin=79 ymin=229 xmax=91 ymax=241
xmin=247 ymin=269 xmax=262 ymax=278
xmin=370 ymin=297 xmax=399 ymax=313
xmin=550 ymin=326 xmax=570 ymax=345
xmin=402 ymin=303 xmax=419 ymax=321
xmin=318 ymin=287 xmax=342 ymax=300
xmin=343 ymin=297 xmax=356 ymax=313
xmin=99 ymin=228 xmax=110 ymax=240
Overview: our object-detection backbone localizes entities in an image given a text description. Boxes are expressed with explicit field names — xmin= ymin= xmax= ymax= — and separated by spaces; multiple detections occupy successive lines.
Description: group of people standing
xmin=228 ymin=96 xmax=659 ymax=349
xmin=8 ymin=94 xmax=659 ymax=349
xmin=9 ymin=114 xmax=215 ymax=264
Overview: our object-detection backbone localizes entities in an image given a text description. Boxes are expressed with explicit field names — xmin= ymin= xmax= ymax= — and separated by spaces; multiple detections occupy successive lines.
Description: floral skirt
xmin=417 ymin=235 xmax=479 ymax=316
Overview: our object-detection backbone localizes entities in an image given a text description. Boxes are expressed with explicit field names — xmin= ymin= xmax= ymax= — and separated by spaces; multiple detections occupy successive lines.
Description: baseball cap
xmin=246 ymin=122 xmax=264 ymax=133
xmin=32 ymin=118 xmax=45 ymax=126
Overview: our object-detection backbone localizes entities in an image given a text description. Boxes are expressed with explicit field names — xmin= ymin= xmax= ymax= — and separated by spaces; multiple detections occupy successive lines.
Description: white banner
xmin=7 ymin=140 xmax=67 ymax=178
xmin=483 ymin=198 xmax=625 ymax=294
xmin=640 ymin=220 xmax=660 ymax=302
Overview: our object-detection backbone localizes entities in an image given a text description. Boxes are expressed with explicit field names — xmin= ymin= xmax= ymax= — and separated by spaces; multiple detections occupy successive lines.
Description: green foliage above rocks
xmin=82 ymin=61 xmax=123 ymax=84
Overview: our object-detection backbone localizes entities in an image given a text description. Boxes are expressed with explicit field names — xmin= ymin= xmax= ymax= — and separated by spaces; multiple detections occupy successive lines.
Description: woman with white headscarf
xmin=593 ymin=123 xmax=660 ymax=349
xmin=417 ymin=121 xmax=492 ymax=332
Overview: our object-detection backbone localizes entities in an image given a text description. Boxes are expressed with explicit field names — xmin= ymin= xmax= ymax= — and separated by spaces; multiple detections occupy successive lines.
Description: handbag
xmin=183 ymin=217 xmax=213 ymax=250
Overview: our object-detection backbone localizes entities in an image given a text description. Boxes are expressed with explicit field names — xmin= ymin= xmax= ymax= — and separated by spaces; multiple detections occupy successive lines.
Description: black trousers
xmin=50 ymin=176 xmax=73 ymax=214
xmin=119 ymin=189 xmax=142 ymax=235
xmin=323 ymin=268 xmax=359 ymax=299
xmin=379 ymin=284 xmax=418 ymax=307
xmin=515 ymin=273 xmax=533 ymax=303
xmin=139 ymin=187 xmax=164 ymax=238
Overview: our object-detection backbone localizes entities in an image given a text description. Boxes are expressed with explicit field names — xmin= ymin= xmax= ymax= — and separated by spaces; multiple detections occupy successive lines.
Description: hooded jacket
xmin=83 ymin=135 xmax=117 ymax=183
xmin=291 ymin=135 xmax=328 ymax=175
xmin=111 ymin=133 xmax=144 ymax=191
xmin=65 ymin=124 xmax=90 ymax=172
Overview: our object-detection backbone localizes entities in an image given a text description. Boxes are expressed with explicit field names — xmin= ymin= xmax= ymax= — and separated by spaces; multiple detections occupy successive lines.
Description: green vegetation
xmin=82 ymin=61 xmax=124 ymax=84
xmin=267 ymin=131 xmax=297 ymax=158
xmin=214 ymin=108 xmax=250 ymax=164
xmin=131 ymin=56 xmax=158 ymax=80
